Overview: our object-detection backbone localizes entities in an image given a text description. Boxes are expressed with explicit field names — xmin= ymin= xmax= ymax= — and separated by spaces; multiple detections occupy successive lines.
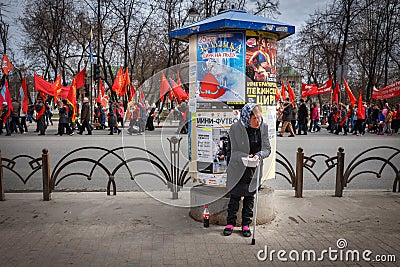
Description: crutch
xmin=251 ymin=160 xmax=261 ymax=245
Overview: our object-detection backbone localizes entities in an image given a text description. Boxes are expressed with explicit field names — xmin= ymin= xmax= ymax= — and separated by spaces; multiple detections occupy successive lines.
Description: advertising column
xmin=189 ymin=30 xmax=277 ymax=186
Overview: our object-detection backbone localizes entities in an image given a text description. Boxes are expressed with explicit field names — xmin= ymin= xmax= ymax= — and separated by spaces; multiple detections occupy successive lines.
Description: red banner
xmin=302 ymin=77 xmax=332 ymax=97
xmin=372 ymin=80 xmax=400 ymax=100
xmin=317 ymin=77 xmax=333 ymax=95
xmin=301 ymin=83 xmax=317 ymax=98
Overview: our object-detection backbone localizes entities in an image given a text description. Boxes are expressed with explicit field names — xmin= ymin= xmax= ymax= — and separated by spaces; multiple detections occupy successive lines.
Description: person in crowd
xmin=127 ymin=102 xmax=141 ymax=135
xmin=108 ymin=102 xmax=121 ymax=135
xmin=276 ymin=101 xmax=283 ymax=131
xmin=382 ymin=108 xmax=393 ymax=135
xmin=78 ymin=97 xmax=92 ymax=135
xmin=369 ymin=105 xmax=380 ymax=133
xmin=308 ymin=102 xmax=315 ymax=132
xmin=351 ymin=105 xmax=358 ymax=134
xmin=177 ymin=102 xmax=189 ymax=134
xmin=223 ymin=103 xmax=271 ymax=237
xmin=322 ymin=102 xmax=330 ymax=125
xmin=291 ymin=101 xmax=298 ymax=132
xmin=297 ymin=99 xmax=308 ymax=135
xmin=138 ymin=102 xmax=147 ymax=134
xmin=27 ymin=104 xmax=34 ymax=123
xmin=0 ymin=102 xmax=11 ymax=136
xmin=57 ymin=99 xmax=73 ymax=136
xmin=355 ymin=102 xmax=366 ymax=136
xmin=117 ymin=101 xmax=125 ymax=128
xmin=11 ymin=98 xmax=23 ymax=134
xmin=35 ymin=98 xmax=46 ymax=136
xmin=20 ymin=108 xmax=28 ymax=133
xmin=376 ymin=109 xmax=386 ymax=135
xmin=329 ymin=102 xmax=339 ymax=133
xmin=311 ymin=102 xmax=321 ymax=132
xmin=335 ymin=103 xmax=348 ymax=135
xmin=146 ymin=103 xmax=156 ymax=131
xmin=277 ymin=98 xmax=295 ymax=137
xmin=45 ymin=101 xmax=53 ymax=126
xmin=394 ymin=104 xmax=400 ymax=134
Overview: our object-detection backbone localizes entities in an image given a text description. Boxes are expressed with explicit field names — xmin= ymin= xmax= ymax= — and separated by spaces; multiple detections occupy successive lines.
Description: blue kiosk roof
xmin=170 ymin=9 xmax=295 ymax=42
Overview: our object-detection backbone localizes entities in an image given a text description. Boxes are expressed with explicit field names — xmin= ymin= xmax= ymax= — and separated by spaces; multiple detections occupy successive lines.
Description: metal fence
xmin=1 ymin=143 xmax=399 ymax=201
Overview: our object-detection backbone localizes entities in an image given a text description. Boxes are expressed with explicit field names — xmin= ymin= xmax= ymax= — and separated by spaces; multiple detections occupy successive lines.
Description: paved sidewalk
xmin=0 ymin=190 xmax=399 ymax=266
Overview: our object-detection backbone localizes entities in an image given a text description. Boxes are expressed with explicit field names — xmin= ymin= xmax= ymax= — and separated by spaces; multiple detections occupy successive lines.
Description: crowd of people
xmin=0 ymin=96 xmax=161 ymax=137
xmin=276 ymin=97 xmax=400 ymax=136
xmin=1 ymin=95 xmax=399 ymax=138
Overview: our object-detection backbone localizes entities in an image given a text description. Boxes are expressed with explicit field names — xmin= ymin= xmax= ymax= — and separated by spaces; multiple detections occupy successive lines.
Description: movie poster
xmin=245 ymin=31 xmax=278 ymax=180
xmin=245 ymin=31 xmax=278 ymax=105
xmin=196 ymin=32 xmax=246 ymax=102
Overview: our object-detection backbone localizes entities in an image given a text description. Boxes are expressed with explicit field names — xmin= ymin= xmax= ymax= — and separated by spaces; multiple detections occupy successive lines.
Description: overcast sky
xmin=277 ymin=0 xmax=330 ymax=30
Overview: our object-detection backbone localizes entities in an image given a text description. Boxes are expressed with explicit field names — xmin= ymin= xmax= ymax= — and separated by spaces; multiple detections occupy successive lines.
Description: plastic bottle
xmin=203 ymin=205 xmax=210 ymax=228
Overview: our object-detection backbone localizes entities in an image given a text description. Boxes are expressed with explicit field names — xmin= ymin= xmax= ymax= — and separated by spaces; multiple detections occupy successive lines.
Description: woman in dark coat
xmin=223 ymin=103 xmax=271 ymax=237
xmin=146 ymin=105 xmax=156 ymax=131
xmin=108 ymin=103 xmax=121 ymax=135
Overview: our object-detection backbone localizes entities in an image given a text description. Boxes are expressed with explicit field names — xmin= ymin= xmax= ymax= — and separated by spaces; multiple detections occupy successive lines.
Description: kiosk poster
xmin=195 ymin=111 xmax=239 ymax=186
xmin=245 ymin=31 xmax=278 ymax=105
xmin=196 ymin=32 xmax=246 ymax=102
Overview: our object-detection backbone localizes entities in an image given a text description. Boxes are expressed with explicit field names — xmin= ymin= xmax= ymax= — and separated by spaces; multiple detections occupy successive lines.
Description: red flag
xmin=356 ymin=90 xmax=364 ymax=118
xmin=332 ymin=83 xmax=340 ymax=103
xmin=20 ymin=76 xmax=29 ymax=113
xmin=168 ymin=78 xmax=188 ymax=102
xmin=128 ymin=84 xmax=136 ymax=102
xmin=67 ymin=78 xmax=77 ymax=122
xmin=176 ymin=70 xmax=188 ymax=99
xmin=287 ymin=81 xmax=296 ymax=105
xmin=160 ymin=72 xmax=171 ymax=102
xmin=281 ymin=81 xmax=286 ymax=100
xmin=1 ymin=80 xmax=12 ymax=122
xmin=301 ymin=83 xmax=317 ymax=98
xmin=50 ymin=74 xmax=62 ymax=103
xmin=1 ymin=80 xmax=13 ymax=111
xmin=99 ymin=78 xmax=105 ymax=96
xmin=34 ymin=73 xmax=52 ymax=95
xmin=59 ymin=86 xmax=71 ymax=99
xmin=112 ymin=67 xmax=125 ymax=95
xmin=169 ymin=88 xmax=174 ymax=101
xmin=96 ymin=93 xmax=101 ymax=104
xmin=1 ymin=54 xmax=13 ymax=76
xmin=96 ymin=79 xmax=105 ymax=103
xmin=342 ymin=76 xmax=356 ymax=106
xmin=75 ymin=68 xmax=86 ymax=89
xmin=118 ymin=68 xmax=130 ymax=96
xmin=125 ymin=68 xmax=130 ymax=87
xmin=275 ymin=86 xmax=281 ymax=103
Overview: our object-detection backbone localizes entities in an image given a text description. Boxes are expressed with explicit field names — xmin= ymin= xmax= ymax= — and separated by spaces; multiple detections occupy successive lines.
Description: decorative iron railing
xmin=1 ymin=144 xmax=399 ymax=201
